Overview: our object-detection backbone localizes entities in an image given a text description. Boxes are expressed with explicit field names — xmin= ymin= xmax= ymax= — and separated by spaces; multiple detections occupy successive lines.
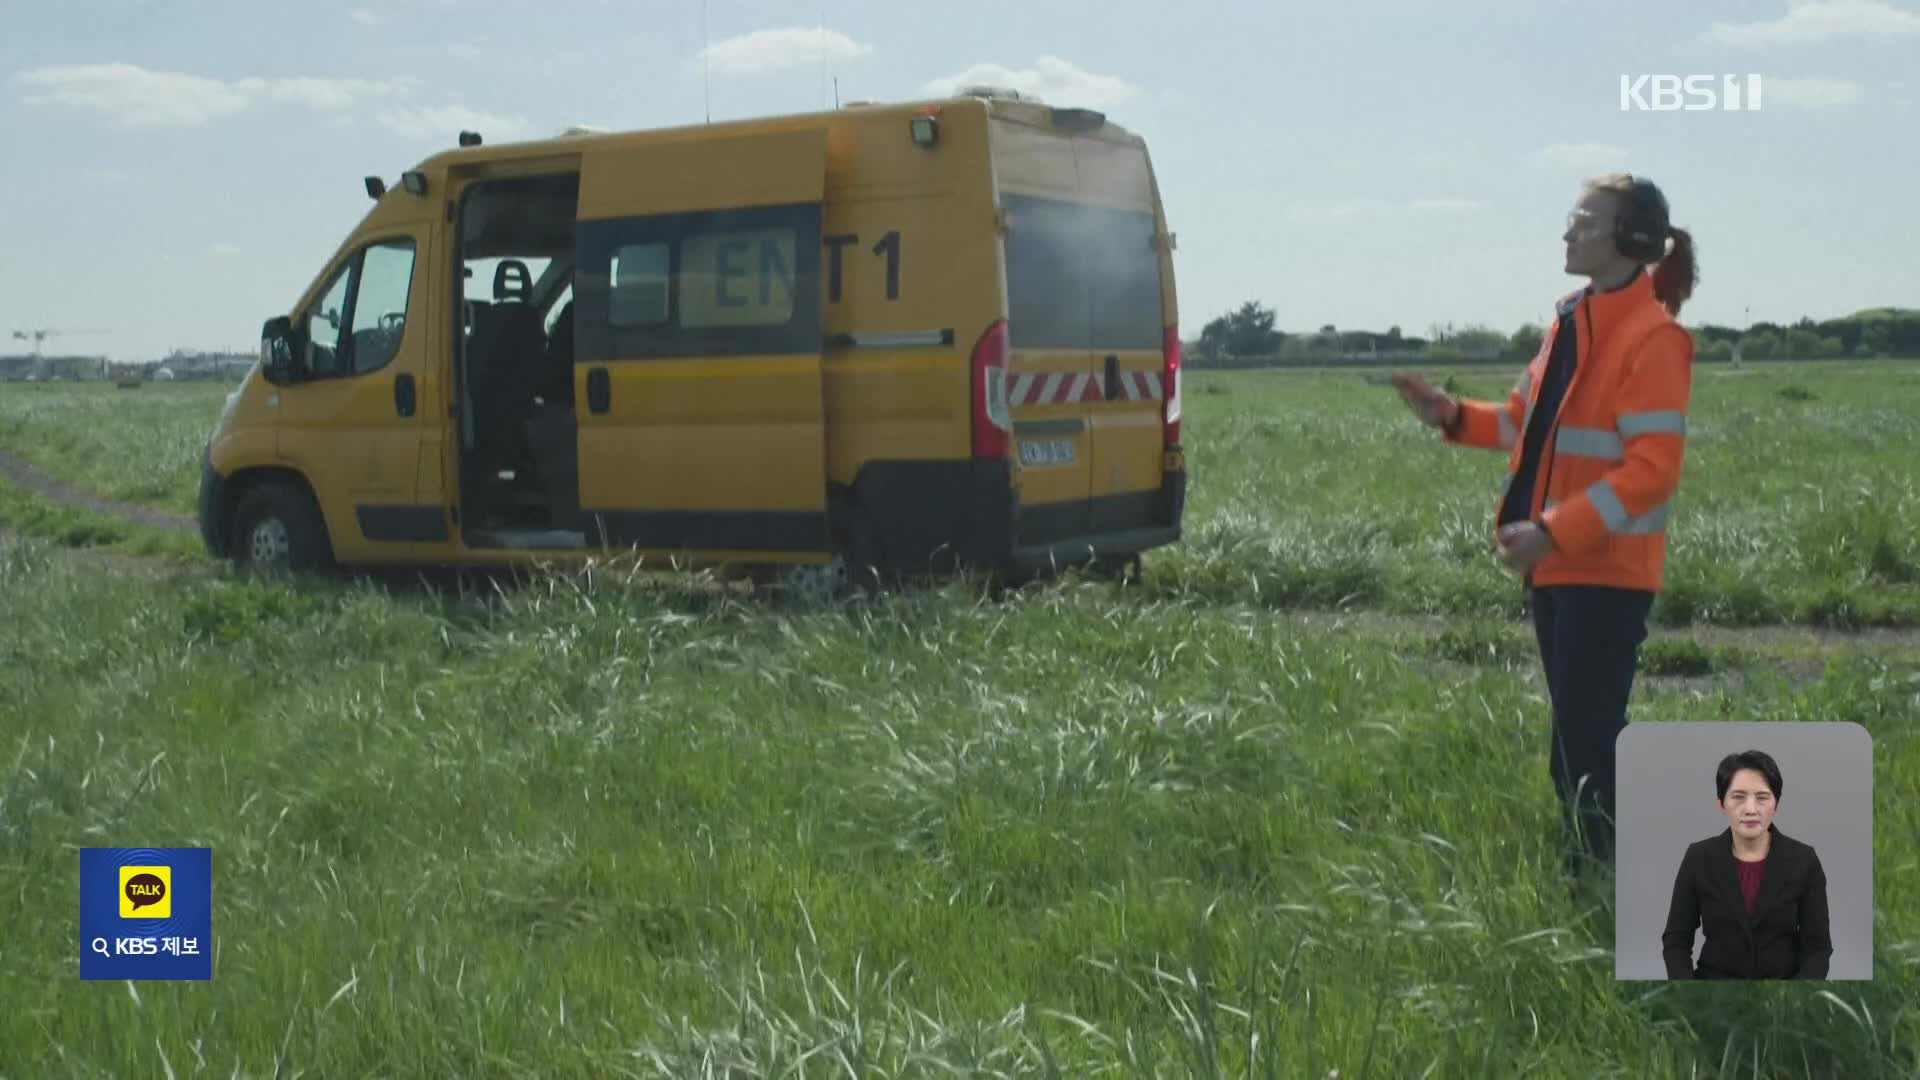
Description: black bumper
xmin=854 ymin=458 xmax=1016 ymax=575
xmin=197 ymin=445 xmax=227 ymax=558
xmin=855 ymin=455 xmax=1186 ymax=577
xmin=1156 ymin=456 xmax=1187 ymax=526
xmin=1009 ymin=524 xmax=1181 ymax=574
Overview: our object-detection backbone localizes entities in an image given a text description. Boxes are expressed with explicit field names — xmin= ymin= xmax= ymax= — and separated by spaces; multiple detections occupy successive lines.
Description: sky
xmin=0 ymin=0 xmax=1914 ymax=362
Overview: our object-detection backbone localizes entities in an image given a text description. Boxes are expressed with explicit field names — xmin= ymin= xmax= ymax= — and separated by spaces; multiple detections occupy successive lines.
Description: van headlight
xmin=212 ymin=388 xmax=241 ymax=439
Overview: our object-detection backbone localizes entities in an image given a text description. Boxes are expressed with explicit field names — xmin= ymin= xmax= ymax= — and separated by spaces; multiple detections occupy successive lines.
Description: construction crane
xmin=10 ymin=327 xmax=110 ymax=379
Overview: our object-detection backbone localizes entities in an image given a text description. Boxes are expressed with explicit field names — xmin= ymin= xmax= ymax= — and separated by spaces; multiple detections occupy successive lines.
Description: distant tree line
xmin=1187 ymin=302 xmax=1920 ymax=368
xmin=0 ymin=348 xmax=255 ymax=382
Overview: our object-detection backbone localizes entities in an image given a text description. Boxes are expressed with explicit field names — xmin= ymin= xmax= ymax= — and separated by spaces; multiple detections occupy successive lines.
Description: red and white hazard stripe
xmin=1111 ymin=370 xmax=1163 ymax=403
xmin=1006 ymin=370 xmax=1164 ymax=406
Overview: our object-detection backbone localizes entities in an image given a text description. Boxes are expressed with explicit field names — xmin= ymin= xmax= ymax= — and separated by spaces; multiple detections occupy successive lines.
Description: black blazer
xmin=1661 ymin=825 xmax=1832 ymax=979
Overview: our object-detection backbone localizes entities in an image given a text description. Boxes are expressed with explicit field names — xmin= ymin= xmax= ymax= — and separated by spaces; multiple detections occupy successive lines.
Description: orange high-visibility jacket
xmin=1445 ymin=271 xmax=1694 ymax=592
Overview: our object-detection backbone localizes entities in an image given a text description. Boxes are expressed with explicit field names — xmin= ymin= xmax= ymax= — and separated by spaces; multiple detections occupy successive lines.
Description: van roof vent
xmin=956 ymin=84 xmax=1039 ymax=103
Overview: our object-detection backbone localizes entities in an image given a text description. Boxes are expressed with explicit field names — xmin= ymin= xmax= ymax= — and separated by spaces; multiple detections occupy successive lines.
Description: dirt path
xmin=0 ymin=447 xmax=194 ymax=534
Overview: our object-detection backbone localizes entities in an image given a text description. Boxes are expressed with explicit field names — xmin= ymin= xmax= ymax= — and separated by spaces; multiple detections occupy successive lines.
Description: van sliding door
xmin=571 ymin=129 xmax=832 ymax=560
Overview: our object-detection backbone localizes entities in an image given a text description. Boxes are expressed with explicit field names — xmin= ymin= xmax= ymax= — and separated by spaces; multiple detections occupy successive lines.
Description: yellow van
xmin=198 ymin=89 xmax=1187 ymax=588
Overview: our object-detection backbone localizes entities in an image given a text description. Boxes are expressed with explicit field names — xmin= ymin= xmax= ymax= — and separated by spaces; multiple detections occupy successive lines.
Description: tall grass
xmin=3 ymin=364 xmax=1919 ymax=626
xmin=0 ymin=381 xmax=222 ymax=511
xmin=2 ymin=535 xmax=1917 ymax=1076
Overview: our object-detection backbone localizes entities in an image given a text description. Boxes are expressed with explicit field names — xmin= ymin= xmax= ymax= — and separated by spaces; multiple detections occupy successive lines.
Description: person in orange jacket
xmin=1393 ymin=173 xmax=1699 ymax=881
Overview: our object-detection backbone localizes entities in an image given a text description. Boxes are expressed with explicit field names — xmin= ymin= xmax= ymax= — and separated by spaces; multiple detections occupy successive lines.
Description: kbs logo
xmin=1620 ymin=74 xmax=1764 ymax=111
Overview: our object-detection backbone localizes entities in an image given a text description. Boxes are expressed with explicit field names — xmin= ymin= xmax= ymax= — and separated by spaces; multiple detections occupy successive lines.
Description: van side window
xmin=302 ymin=237 xmax=418 ymax=379
xmin=347 ymin=240 xmax=417 ymax=374
xmin=307 ymin=265 xmax=352 ymax=377
xmin=610 ymin=244 xmax=668 ymax=326
xmin=575 ymin=203 xmax=823 ymax=361
xmin=680 ymin=228 xmax=797 ymax=328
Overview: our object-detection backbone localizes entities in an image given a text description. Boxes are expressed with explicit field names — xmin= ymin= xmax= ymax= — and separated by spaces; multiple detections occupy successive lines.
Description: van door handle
xmin=586 ymin=367 xmax=611 ymax=414
xmin=394 ymin=373 xmax=416 ymax=417
xmin=1104 ymin=354 xmax=1119 ymax=400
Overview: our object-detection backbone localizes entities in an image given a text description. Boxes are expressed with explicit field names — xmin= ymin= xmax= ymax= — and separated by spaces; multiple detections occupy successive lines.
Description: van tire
xmin=836 ymin=505 xmax=885 ymax=597
xmin=228 ymin=482 xmax=334 ymax=574
xmin=1089 ymin=553 xmax=1143 ymax=584
xmin=746 ymin=505 xmax=883 ymax=603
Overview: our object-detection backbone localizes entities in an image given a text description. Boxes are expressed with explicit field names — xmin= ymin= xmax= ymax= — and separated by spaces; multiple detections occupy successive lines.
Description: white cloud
xmin=1764 ymin=76 xmax=1865 ymax=104
xmin=1408 ymin=198 xmax=1487 ymax=212
xmin=209 ymin=243 xmax=242 ymax=257
xmin=1285 ymin=199 xmax=1393 ymax=223
xmin=1286 ymin=197 xmax=1486 ymax=223
xmin=921 ymin=57 xmax=1140 ymax=108
xmin=696 ymin=28 xmax=871 ymax=76
xmin=17 ymin=64 xmax=250 ymax=128
xmin=1532 ymin=143 xmax=1631 ymax=170
xmin=350 ymin=9 xmax=385 ymax=26
xmin=238 ymin=75 xmax=411 ymax=109
xmin=377 ymin=104 xmax=524 ymax=138
xmin=1707 ymin=0 xmax=1920 ymax=45
xmin=15 ymin=63 xmax=409 ymax=128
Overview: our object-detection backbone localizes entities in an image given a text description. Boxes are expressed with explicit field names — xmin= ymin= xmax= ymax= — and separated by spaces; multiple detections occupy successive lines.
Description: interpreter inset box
xmin=1614 ymin=722 xmax=1872 ymax=981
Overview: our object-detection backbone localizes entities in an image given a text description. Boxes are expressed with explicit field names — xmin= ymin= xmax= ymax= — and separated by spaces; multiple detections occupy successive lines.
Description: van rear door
xmin=994 ymin=119 xmax=1098 ymax=548
xmin=993 ymin=109 xmax=1174 ymax=556
xmin=1072 ymin=132 xmax=1170 ymax=535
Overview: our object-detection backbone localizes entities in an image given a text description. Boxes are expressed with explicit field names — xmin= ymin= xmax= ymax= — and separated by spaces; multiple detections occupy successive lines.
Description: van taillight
xmin=1162 ymin=324 xmax=1182 ymax=448
xmin=971 ymin=319 xmax=1012 ymax=458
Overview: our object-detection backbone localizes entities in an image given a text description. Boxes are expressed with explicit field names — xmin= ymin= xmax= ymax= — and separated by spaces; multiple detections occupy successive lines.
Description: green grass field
xmin=4 ymin=361 xmax=1918 ymax=625
xmin=0 ymin=381 xmax=219 ymax=513
xmin=2 ymin=362 xmax=1919 ymax=1076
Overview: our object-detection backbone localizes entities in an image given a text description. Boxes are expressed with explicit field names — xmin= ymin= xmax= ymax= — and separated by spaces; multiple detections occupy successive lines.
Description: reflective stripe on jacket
xmin=1445 ymin=271 xmax=1694 ymax=592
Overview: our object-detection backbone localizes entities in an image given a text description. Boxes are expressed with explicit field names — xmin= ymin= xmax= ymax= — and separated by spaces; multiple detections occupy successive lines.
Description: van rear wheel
xmin=1089 ymin=553 xmax=1143 ymax=584
xmin=751 ymin=506 xmax=883 ymax=603
xmin=228 ymin=482 xmax=334 ymax=573
xmin=837 ymin=509 xmax=884 ymax=596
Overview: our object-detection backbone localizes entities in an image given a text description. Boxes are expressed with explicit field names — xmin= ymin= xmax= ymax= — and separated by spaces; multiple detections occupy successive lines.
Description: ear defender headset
xmin=1613 ymin=175 xmax=1672 ymax=263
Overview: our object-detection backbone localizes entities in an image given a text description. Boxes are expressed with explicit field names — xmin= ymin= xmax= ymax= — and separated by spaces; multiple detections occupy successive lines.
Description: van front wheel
xmin=228 ymin=483 xmax=334 ymax=573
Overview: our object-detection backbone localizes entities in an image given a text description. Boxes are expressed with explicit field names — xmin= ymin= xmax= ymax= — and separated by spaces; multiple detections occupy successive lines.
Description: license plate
xmin=1019 ymin=438 xmax=1076 ymax=467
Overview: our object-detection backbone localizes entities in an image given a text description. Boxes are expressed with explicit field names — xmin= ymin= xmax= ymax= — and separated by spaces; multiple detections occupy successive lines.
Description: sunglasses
xmin=1566 ymin=208 xmax=1611 ymax=232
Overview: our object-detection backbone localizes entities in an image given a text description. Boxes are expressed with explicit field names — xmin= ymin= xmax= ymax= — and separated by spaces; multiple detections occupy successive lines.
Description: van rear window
xmin=1003 ymin=194 xmax=1163 ymax=350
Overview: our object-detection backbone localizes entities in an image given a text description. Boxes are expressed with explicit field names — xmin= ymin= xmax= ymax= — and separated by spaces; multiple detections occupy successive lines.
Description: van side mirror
xmin=259 ymin=316 xmax=302 ymax=385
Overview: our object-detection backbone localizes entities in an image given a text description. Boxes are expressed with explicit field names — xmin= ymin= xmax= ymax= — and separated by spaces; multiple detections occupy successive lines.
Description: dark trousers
xmin=1529 ymin=584 xmax=1655 ymax=874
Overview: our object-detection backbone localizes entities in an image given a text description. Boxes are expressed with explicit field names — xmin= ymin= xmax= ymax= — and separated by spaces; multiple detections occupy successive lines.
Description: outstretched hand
xmin=1390 ymin=372 xmax=1459 ymax=429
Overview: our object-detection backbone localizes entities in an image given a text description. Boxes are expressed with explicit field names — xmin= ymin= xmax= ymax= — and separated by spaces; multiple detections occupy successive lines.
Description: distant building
xmin=0 ymin=353 xmax=109 ymax=380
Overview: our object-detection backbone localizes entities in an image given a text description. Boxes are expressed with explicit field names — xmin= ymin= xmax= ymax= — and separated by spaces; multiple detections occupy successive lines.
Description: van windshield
xmin=1004 ymin=194 xmax=1162 ymax=350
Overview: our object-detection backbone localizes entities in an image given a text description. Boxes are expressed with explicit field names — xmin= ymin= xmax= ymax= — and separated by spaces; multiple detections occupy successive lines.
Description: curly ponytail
xmin=1653 ymin=226 xmax=1698 ymax=317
